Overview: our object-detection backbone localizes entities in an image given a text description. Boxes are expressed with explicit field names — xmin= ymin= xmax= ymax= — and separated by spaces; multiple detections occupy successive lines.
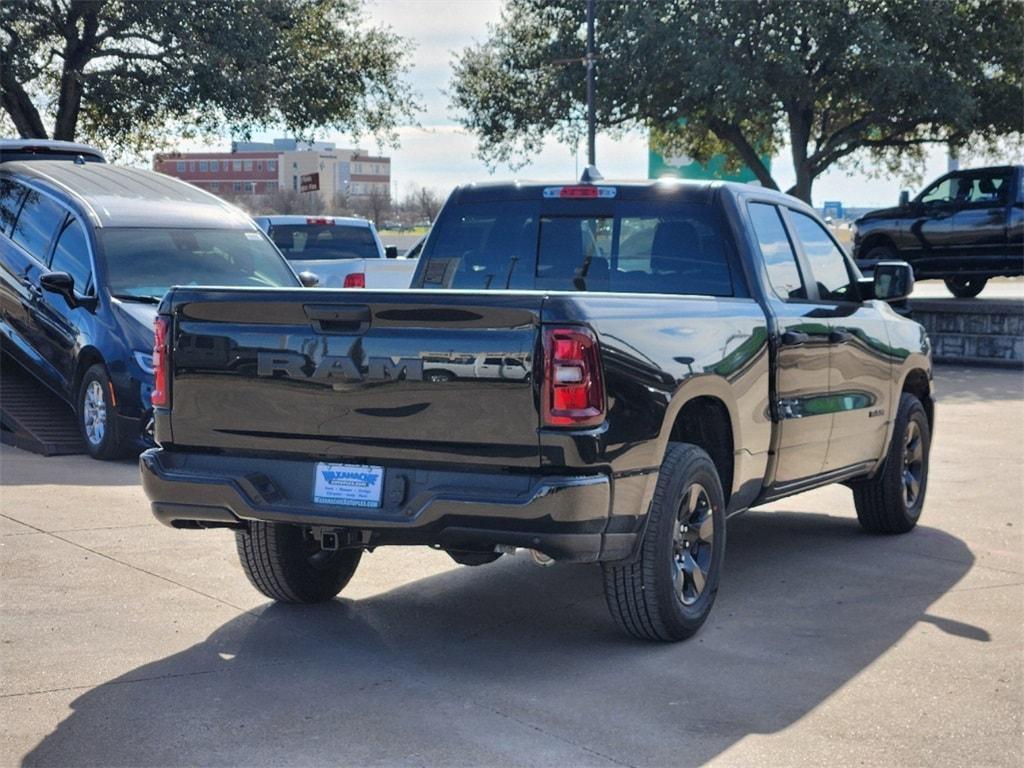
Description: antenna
xmin=580 ymin=165 xmax=603 ymax=183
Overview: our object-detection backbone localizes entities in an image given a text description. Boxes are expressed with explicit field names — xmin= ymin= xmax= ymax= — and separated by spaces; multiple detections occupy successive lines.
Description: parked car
xmin=141 ymin=176 xmax=933 ymax=641
xmin=0 ymin=159 xmax=302 ymax=459
xmin=852 ymin=164 xmax=1024 ymax=297
xmin=0 ymin=138 xmax=106 ymax=164
xmin=254 ymin=215 xmax=417 ymax=289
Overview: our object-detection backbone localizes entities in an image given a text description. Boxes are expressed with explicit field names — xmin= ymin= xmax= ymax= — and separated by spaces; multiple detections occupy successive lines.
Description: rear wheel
xmin=602 ymin=443 xmax=726 ymax=642
xmin=235 ymin=523 xmax=362 ymax=603
xmin=944 ymin=276 xmax=987 ymax=298
xmin=852 ymin=393 xmax=930 ymax=534
xmin=78 ymin=364 xmax=130 ymax=460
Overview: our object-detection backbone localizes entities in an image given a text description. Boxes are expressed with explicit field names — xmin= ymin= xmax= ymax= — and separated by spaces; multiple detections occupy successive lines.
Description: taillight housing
xmin=343 ymin=272 xmax=366 ymax=288
xmin=151 ymin=316 xmax=170 ymax=407
xmin=542 ymin=327 xmax=605 ymax=428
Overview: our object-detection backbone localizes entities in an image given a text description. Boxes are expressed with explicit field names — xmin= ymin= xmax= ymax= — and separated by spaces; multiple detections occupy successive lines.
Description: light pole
xmin=585 ymin=0 xmax=596 ymax=167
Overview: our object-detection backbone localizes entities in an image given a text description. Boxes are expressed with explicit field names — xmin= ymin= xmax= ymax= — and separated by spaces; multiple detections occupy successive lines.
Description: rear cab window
xmin=267 ymin=221 xmax=380 ymax=261
xmin=417 ymin=189 xmax=738 ymax=296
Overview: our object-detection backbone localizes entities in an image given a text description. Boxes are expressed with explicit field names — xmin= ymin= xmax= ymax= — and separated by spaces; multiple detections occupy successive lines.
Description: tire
xmin=78 ymin=364 xmax=130 ymax=460
xmin=864 ymin=243 xmax=898 ymax=263
xmin=852 ymin=393 xmax=930 ymax=534
xmin=425 ymin=370 xmax=453 ymax=383
xmin=602 ymin=443 xmax=726 ymax=642
xmin=235 ymin=523 xmax=362 ymax=603
xmin=944 ymin=276 xmax=986 ymax=298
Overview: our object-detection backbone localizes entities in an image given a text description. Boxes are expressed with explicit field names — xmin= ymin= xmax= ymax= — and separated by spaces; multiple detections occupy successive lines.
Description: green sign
xmin=648 ymin=142 xmax=769 ymax=183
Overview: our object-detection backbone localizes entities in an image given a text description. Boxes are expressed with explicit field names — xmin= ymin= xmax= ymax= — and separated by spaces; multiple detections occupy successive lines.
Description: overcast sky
xmin=235 ymin=0 xmax=991 ymax=207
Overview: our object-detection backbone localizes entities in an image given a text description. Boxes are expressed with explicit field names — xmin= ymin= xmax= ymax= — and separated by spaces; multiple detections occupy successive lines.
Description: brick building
xmin=153 ymin=139 xmax=390 ymax=202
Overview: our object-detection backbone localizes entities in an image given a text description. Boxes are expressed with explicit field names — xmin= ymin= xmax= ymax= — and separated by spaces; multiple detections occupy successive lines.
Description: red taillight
xmin=542 ymin=327 xmax=604 ymax=427
xmin=306 ymin=217 xmax=333 ymax=225
xmin=343 ymin=272 xmax=366 ymax=288
xmin=152 ymin=316 xmax=170 ymax=407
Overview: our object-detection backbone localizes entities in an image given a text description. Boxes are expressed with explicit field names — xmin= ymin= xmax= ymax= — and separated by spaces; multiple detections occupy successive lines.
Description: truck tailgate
xmin=164 ymin=289 xmax=543 ymax=468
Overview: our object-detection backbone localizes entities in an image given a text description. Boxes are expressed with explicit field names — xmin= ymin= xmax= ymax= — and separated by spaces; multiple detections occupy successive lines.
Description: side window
xmin=790 ymin=211 xmax=855 ymax=302
xmin=49 ymin=218 xmax=93 ymax=295
xmin=0 ymin=178 xmax=27 ymax=236
xmin=920 ymin=177 xmax=954 ymax=205
xmin=10 ymin=190 xmax=65 ymax=261
xmin=956 ymin=172 xmax=1012 ymax=206
xmin=748 ymin=202 xmax=806 ymax=300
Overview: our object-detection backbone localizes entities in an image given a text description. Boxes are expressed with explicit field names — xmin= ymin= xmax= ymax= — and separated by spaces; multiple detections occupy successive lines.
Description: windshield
xmin=267 ymin=223 xmax=380 ymax=261
xmin=98 ymin=228 xmax=298 ymax=300
xmin=418 ymin=199 xmax=735 ymax=296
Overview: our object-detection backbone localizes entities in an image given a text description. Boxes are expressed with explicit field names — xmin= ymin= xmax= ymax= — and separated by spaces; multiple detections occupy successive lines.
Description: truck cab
xmin=852 ymin=165 xmax=1024 ymax=297
xmin=141 ymin=177 xmax=933 ymax=642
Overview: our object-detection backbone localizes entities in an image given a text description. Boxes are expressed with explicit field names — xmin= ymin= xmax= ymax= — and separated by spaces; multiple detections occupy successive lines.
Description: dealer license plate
xmin=313 ymin=463 xmax=384 ymax=508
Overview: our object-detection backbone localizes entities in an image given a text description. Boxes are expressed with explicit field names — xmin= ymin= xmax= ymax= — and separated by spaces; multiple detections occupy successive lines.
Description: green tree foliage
xmin=1 ymin=0 xmax=417 ymax=154
xmin=451 ymin=0 xmax=1023 ymax=201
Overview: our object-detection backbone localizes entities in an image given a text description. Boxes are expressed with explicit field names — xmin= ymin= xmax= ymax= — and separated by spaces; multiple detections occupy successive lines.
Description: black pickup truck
xmin=852 ymin=164 xmax=1024 ymax=297
xmin=141 ymin=178 xmax=934 ymax=641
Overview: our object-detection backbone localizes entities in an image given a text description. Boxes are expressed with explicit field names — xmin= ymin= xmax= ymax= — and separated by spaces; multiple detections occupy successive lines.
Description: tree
xmin=1 ymin=0 xmax=417 ymax=155
xmin=450 ymin=0 xmax=1023 ymax=202
xmin=355 ymin=185 xmax=391 ymax=229
xmin=414 ymin=186 xmax=442 ymax=222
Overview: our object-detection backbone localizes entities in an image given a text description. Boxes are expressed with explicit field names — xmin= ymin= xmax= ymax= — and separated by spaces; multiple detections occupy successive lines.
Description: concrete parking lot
xmin=1 ymin=366 xmax=1021 ymax=767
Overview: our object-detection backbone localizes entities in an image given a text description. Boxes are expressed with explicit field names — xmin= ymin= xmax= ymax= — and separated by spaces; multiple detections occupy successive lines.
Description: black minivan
xmin=0 ymin=154 xmax=302 ymax=459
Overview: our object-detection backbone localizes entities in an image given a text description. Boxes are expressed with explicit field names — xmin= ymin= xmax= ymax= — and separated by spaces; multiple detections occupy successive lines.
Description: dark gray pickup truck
xmin=141 ymin=178 xmax=934 ymax=641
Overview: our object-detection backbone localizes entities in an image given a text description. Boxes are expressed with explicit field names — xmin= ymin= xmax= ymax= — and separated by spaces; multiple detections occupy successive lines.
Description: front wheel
xmin=944 ymin=276 xmax=987 ymax=298
xmin=235 ymin=523 xmax=362 ymax=603
xmin=852 ymin=393 xmax=930 ymax=534
xmin=78 ymin=364 xmax=130 ymax=460
xmin=602 ymin=443 xmax=726 ymax=642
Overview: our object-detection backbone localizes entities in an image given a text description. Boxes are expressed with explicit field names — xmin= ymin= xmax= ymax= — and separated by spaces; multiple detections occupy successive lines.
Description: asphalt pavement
xmin=1 ymin=366 xmax=1021 ymax=767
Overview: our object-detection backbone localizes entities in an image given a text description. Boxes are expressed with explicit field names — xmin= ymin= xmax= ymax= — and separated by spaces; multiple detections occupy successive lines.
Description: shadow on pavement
xmin=23 ymin=510 xmax=977 ymax=766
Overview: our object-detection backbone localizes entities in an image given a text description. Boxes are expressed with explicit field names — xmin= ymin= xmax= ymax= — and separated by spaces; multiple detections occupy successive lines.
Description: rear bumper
xmin=139 ymin=449 xmax=639 ymax=562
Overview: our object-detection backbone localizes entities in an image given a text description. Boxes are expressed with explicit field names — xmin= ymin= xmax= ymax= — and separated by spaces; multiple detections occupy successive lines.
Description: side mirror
xmin=384 ymin=245 xmax=399 ymax=259
xmin=873 ymin=261 xmax=914 ymax=302
xmin=298 ymin=271 xmax=319 ymax=288
xmin=898 ymin=190 xmax=910 ymax=207
xmin=40 ymin=271 xmax=77 ymax=306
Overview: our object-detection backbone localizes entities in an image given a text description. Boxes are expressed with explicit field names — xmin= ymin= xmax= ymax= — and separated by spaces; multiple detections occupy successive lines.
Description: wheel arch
xmin=859 ymin=232 xmax=897 ymax=255
xmin=900 ymin=367 xmax=934 ymax=431
xmin=73 ymin=346 xmax=106 ymax=404
xmin=661 ymin=384 xmax=738 ymax=505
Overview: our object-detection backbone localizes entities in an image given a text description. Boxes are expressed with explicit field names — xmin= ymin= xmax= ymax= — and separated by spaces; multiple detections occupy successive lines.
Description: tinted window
xmin=98 ymin=228 xmax=297 ymax=300
xmin=268 ymin=224 xmax=379 ymax=261
xmin=0 ymin=178 xmax=27 ymax=236
xmin=50 ymin=218 xmax=92 ymax=294
xmin=790 ymin=212 xmax=854 ymax=301
xmin=10 ymin=190 xmax=65 ymax=260
xmin=748 ymin=203 xmax=806 ymax=300
xmin=420 ymin=200 xmax=734 ymax=296
xmin=421 ymin=203 xmax=538 ymax=290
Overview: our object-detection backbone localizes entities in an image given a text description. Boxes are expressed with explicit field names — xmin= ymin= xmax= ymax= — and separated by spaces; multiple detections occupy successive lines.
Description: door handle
xmin=829 ymin=327 xmax=853 ymax=344
xmin=780 ymin=330 xmax=812 ymax=346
